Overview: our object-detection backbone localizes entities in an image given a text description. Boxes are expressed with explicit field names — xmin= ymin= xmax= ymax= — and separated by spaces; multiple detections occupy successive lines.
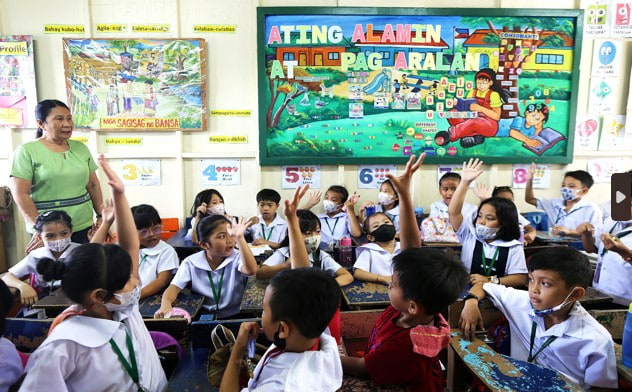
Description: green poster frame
xmin=257 ymin=7 xmax=584 ymax=165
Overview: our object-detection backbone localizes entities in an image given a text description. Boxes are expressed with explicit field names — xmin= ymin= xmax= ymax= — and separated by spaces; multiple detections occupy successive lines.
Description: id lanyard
xmin=554 ymin=206 xmax=584 ymax=225
xmin=109 ymin=328 xmax=144 ymax=391
xmin=260 ymin=224 xmax=275 ymax=241
xmin=527 ymin=321 xmax=557 ymax=363
xmin=251 ymin=346 xmax=284 ymax=387
xmin=324 ymin=217 xmax=340 ymax=238
xmin=480 ymin=246 xmax=500 ymax=276
xmin=207 ymin=269 xmax=225 ymax=312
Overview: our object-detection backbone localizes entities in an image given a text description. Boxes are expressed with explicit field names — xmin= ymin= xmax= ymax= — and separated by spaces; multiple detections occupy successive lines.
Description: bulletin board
xmin=63 ymin=38 xmax=207 ymax=131
xmin=0 ymin=35 xmax=37 ymax=128
xmin=257 ymin=8 xmax=584 ymax=165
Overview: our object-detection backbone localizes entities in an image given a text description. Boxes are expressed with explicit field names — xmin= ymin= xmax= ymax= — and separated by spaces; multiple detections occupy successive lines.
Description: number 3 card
xmin=281 ymin=165 xmax=321 ymax=189
xmin=201 ymin=159 xmax=241 ymax=186
xmin=120 ymin=159 xmax=161 ymax=186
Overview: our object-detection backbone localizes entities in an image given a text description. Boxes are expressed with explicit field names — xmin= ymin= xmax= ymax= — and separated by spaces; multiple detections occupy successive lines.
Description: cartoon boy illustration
xmin=508 ymin=102 xmax=550 ymax=148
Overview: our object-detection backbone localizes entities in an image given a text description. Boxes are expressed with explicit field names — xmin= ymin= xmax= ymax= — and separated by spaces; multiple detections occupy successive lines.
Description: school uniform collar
xmin=45 ymin=315 xmax=123 ymax=348
xmin=32 ymin=242 xmax=80 ymax=259
xmin=383 ymin=205 xmax=400 ymax=215
xmin=140 ymin=240 xmax=169 ymax=256
xmin=258 ymin=213 xmax=285 ymax=227
xmin=318 ymin=211 xmax=346 ymax=219
xmin=360 ymin=241 xmax=400 ymax=254
xmin=527 ymin=301 xmax=587 ymax=339
xmin=553 ymin=197 xmax=591 ymax=214
xmin=189 ymin=249 xmax=238 ymax=271
xmin=466 ymin=222 xmax=521 ymax=247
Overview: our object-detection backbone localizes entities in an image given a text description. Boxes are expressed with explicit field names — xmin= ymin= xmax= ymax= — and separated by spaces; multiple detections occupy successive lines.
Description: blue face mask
xmin=531 ymin=288 xmax=577 ymax=317
xmin=475 ymin=224 xmax=499 ymax=241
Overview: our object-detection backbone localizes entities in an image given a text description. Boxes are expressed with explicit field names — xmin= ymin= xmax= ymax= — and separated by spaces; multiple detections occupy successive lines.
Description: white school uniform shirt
xmin=185 ymin=216 xmax=197 ymax=240
xmin=374 ymin=204 xmax=400 ymax=232
xmin=536 ymin=197 xmax=603 ymax=232
xmin=317 ymin=212 xmax=351 ymax=248
xmin=171 ymin=249 xmax=250 ymax=318
xmin=0 ymin=337 xmax=22 ymax=392
xmin=244 ymin=333 xmax=342 ymax=392
xmin=456 ymin=219 xmax=527 ymax=275
xmin=23 ymin=303 xmax=167 ymax=392
xmin=483 ymin=283 xmax=618 ymax=389
xmin=592 ymin=218 xmax=632 ymax=305
xmin=8 ymin=242 xmax=81 ymax=288
xmin=353 ymin=242 xmax=401 ymax=276
xmin=264 ymin=247 xmax=342 ymax=277
xmin=138 ymin=240 xmax=179 ymax=289
xmin=247 ymin=214 xmax=287 ymax=244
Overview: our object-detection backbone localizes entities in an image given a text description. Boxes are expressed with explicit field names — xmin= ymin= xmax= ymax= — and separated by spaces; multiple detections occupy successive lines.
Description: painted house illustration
xmin=269 ymin=32 xmax=354 ymax=66
xmin=353 ymin=30 xmax=450 ymax=67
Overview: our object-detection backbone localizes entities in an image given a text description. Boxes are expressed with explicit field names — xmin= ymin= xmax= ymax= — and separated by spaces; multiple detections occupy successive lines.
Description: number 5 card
xmin=281 ymin=165 xmax=321 ymax=189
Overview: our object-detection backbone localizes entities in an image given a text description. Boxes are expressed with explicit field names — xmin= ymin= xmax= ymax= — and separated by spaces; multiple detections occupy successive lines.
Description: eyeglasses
xmin=138 ymin=224 xmax=162 ymax=238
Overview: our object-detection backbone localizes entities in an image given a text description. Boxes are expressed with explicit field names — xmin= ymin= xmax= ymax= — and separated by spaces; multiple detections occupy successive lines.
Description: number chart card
xmin=200 ymin=159 xmax=240 ymax=186
xmin=437 ymin=165 xmax=463 ymax=184
xmin=513 ymin=164 xmax=550 ymax=189
xmin=357 ymin=165 xmax=396 ymax=189
xmin=587 ymin=158 xmax=626 ymax=183
xmin=281 ymin=166 xmax=321 ymax=189
xmin=120 ymin=159 xmax=161 ymax=186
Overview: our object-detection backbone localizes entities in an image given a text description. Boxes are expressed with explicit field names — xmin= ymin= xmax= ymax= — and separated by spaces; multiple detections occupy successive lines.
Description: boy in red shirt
xmin=340 ymin=154 xmax=469 ymax=391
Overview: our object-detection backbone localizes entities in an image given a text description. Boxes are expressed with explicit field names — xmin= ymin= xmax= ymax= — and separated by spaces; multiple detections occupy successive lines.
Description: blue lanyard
xmin=554 ymin=205 xmax=585 ymax=225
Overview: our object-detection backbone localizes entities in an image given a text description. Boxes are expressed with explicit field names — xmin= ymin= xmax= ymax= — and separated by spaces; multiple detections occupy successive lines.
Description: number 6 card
xmin=357 ymin=165 xmax=396 ymax=189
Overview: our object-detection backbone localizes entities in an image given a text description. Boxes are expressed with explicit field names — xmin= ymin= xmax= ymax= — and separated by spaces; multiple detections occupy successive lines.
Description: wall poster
xmin=0 ymin=35 xmax=37 ymax=128
xmin=63 ymin=38 xmax=207 ymax=131
xmin=257 ymin=8 xmax=583 ymax=165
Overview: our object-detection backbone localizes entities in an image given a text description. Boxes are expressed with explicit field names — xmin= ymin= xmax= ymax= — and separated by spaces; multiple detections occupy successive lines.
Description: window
xmin=536 ymin=53 xmax=563 ymax=65
xmin=328 ymin=52 xmax=340 ymax=60
xmin=283 ymin=52 xmax=295 ymax=61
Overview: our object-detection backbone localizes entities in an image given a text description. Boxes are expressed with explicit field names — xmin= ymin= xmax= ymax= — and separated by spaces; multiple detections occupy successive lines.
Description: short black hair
xmin=37 ymin=243 xmax=131 ymax=305
xmin=0 ymin=280 xmax=13 ymax=335
xmin=528 ymin=246 xmax=592 ymax=288
xmin=476 ymin=197 xmax=521 ymax=241
xmin=393 ymin=248 xmax=468 ymax=314
xmin=362 ymin=212 xmax=392 ymax=236
xmin=131 ymin=204 xmax=161 ymax=229
xmin=256 ymin=188 xmax=281 ymax=204
xmin=564 ymin=170 xmax=594 ymax=189
xmin=492 ymin=186 xmax=513 ymax=198
xmin=327 ymin=185 xmax=348 ymax=204
xmin=196 ymin=214 xmax=232 ymax=244
xmin=278 ymin=209 xmax=320 ymax=248
xmin=190 ymin=189 xmax=224 ymax=216
xmin=268 ymin=268 xmax=340 ymax=338
xmin=439 ymin=172 xmax=461 ymax=186
xmin=35 ymin=99 xmax=70 ymax=138
xmin=33 ymin=210 xmax=73 ymax=233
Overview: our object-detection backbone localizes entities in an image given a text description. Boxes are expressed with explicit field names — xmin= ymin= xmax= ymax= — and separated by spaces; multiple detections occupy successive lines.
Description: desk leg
xmin=447 ymin=344 xmax=455 ymax=392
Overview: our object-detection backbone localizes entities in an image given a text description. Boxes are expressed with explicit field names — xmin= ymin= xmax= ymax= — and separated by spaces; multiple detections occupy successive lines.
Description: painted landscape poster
xmin=257 ymin=8 xmax=583 ymax=165
xmin=63 ymin=38 xmax=206 ymax=131
xmin=0 ymin=35 xmax=37 ymax=128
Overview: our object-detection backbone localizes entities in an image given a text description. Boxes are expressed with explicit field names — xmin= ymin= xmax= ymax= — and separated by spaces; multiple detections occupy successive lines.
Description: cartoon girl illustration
xmin=435 ymin=68 xmax=503 ymax=148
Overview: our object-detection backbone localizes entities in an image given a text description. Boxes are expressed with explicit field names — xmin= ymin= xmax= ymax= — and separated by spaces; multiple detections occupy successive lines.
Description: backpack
xmin=420 ymin=217 xmax=459 ymax=243
xmin=487 ymin=316 xmax=511 ymax=356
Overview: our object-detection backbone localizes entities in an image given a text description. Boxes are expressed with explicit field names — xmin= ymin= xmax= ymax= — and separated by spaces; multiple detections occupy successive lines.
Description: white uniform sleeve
xmin=583 ymin=338 xmax=618 ymax=388
xmin=535 ymin=198 xmax=556 ymax=216
xmin=586 ymin=203 xmax=604 ymax=234
xmin=23 ymin=342 xmax=74 ymax=392
xmin=170 ymin=259 xmax=193 ymax=290
xmin=156 ymin=244 xmax=180 ymax=274
xmin=353 ymin=247 xmax=372 ymax=272
xmin=456 ymin=219 xmax=474 ymax=243
xmin=518 ymin=214 xmax=531 ymax=228
xmin=263 ymin=248 xmax=288 ymax=267
xmin=8 ymin=254 xmax=36 ymax=278
xmin=505 ymin=246 xmax=528 ymax=275
xmin=429 ymin=201 xmax=443 ymax=218
xmin=482 ymin=283 xmax=518 ymax=316
xmin=320 ymin=252 xmax=343 ymax=276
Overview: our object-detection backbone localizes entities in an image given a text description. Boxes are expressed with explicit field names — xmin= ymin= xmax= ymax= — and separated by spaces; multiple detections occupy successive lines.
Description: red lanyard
xmin=252 ymin=346 xmax=284 ymax=386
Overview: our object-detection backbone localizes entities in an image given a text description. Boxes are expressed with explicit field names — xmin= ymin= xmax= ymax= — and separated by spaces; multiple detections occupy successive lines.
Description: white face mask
xmin=378 ymin=192 xmax=393 ymax=205
xmin=475 ymin=223 xmax=499 ymax=241
xmin=560 ymin=187 xmax=578 ymax=201
xmin=104 ymin=285 xmax=141 ymax=312
xmin=532 ymin=288 xmax=577 ymax=317
xmin=304 ymin=235 xmax=321 ymax=253
xmin=46 ymin=237 xmax=71 ymax=253
xmin=323 ymin=200 xmax=340 ymax=214
xmin=207 ymin=203 xmax=225 ymax=216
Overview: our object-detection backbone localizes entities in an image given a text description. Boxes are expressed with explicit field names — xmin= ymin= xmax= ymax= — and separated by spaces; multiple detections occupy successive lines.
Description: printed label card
xmin=599 ymin=114 xmax=626 ymax=149
xmin=575 ymin=115 xmax=601 ymax=151
xmin=512 ymin=164 xmax=550 ymax=189
xmin=120 ymin=159 xmax=161 ymax=186
xmin=282 ymin=165 xmax=321 ymax=189
xmin=200 ymin=159 xmax=241 ymax=186
xmin=358 ymin=165 xmax=397 ymax=188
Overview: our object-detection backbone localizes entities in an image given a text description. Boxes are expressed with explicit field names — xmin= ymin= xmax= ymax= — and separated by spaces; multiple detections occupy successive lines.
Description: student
xmin=256 ymin=209 xmax=353 ymax=287
xmin=187 ymin=188 xmax=233 ymax=244
xmin=353 ymin=212 xmax=398 ymax=284
xmin=578 ymin=208 xmax=632 ymax=306
xmin=0 ymin=280 xmax=23 ymax=392
xmin=317 ymin=185 xmax=362 ymax=251
xmin=155 ymin=214 xmax=258 ymax=319
xmin=2 ymin=210 xmax=81 ymax=305
xmin=525 ymin=164 xmax=602 ymax=237
xmin=429 ymin=171 xmax=477 ymax=223
xmin=21 ymin=154 xmax=167 ymax=391
xmin=342 ymin=154 xmax=469 ymax=392
xmin=220 ymin=268 xmax=343 ymax=391
xmin=131 ymin=204 xmax=179 ymax=299
xmin=359 ymin=179 xmax=400 ymax=232
xmin=460 ymin=247 xmax=618 ymax=390
xmin=246 ymin=188 xmax=287 ymax=249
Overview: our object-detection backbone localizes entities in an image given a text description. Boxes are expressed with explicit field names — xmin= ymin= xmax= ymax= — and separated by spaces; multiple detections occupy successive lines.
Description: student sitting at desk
xmin=246 ymin=188 xmax=287 ymax=249
xmin=0 ymin=280 xmax=23 ymax=391
xmin=460 ymin=246 xmax=618 ymax=390
xmin=341 ymin=154 xmax=470 ymax=392
xmin=256 ymin=209 xmax=353 ymax=287
xmin=220 ymin=268 xmax=343 ymax=391
xmin=187 ymin=188 xmax=237 ymax=244
xmin=525 ymin=164 xmax=602 ymax=237
xmin=155 ymin=214 xmax=258 ymax=319
xmin=352 ymin=212 xmax=398 ymax=285
xmin=359 ymin=179 xmax=401 ymax=232
xmin=2 ymin=210 xmax=81 ymax=305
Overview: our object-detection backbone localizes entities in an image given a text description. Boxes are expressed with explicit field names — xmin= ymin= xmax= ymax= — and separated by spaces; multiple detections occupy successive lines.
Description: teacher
xmin=9 ymin=99 xmax=103 ymax=250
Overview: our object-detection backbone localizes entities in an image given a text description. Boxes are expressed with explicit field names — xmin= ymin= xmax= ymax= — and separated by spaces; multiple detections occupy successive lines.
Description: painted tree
xmin=162 ymin=40 xmax=200 ymax=82
xmin=266 ymin=67 xmax=311 ymax=128
xmin=460 ymin=17 xmax=575 ymax=117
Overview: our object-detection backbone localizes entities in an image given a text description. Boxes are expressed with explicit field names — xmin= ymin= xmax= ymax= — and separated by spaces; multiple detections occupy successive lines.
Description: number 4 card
xmin=281 ymin=165 xmax=321 ymax=189
xmin=513 ymin=164 xmax=550 ymax=189
xmin=201 ymin=159 xmax=241 ymax=186
xmin=357 ymin=165 xmax=396 ymax=189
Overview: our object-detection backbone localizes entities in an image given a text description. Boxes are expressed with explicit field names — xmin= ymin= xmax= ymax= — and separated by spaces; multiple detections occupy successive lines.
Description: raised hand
xmin=228 ymin=217 xmax=253 ymax=239
xmin=386 ymin=153 xmax=426 ymax=195
xmin=98 ymin=154 xmax=124 ymax=194
xmin=526 ymin=162 xmax=536 ymax=181
xmin=101 ymin=199 xmax=115 ymax=224
xmin=473 ymin=182 xmax=492 ymax=201
xmin=284 ymin=185 xmax=310 ymax=219
xmin=460 ymin=158 xmax=483 ymax=183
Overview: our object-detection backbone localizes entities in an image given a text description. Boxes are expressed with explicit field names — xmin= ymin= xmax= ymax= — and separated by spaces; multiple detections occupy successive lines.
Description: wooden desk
xmin=535 ymin=231 xmax=579 ymax=244
xmin=341 ymin=280 xmax=390 ymax=310
xmin=580 ymin=286 xmax=614 ymax=308
xmin=239 ymin=277 xmax=268 ymax=315
xmin=166 ymin=345 xmax=214 ymax=391
xmin=166 ymin=228 xmax=201 ymax=261
xmin=447 ymin=330 xmax=582 ymax=392
xmin=31 ymin=288 xmax=71 ymax=317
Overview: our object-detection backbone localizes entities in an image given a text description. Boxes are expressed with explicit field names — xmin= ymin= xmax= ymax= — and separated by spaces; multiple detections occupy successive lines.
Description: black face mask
xmin=370 ymin=224 xmax=397 ymax=242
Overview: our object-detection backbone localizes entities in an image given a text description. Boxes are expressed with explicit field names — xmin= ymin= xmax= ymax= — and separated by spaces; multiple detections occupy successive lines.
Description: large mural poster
xmin=257 ymin=8 xmax=583 ymax=165
xmin=63 ymin=38 xmax=206 ymax=131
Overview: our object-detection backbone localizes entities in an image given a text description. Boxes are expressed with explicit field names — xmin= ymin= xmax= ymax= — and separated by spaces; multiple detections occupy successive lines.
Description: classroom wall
xmin=0 ymin=0 xmax=630 ymax=267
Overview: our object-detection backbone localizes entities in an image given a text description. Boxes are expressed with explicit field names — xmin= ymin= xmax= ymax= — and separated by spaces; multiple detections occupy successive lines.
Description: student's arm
xmin=154 ymin=284 xmax=181 ymax=318
xmin=498 ymin=273 xmax=527 ymax=288
xmin=220 ymin=321 xmax=260 ymax=392
xmin=99 ymin=154 xmax=139 ymax=278
xmin=334 ymin=267 xmax=353 ymax=286
xmin=284 ymin=185 xmax=311 ymax=269
xmin=256 ymin=262 xmax=290 ymax=279
xmin=345 ymin=193 xmax=362 ymax=237
xmin=524 ymin=162 xmax=538 ymax=207
xmin=89 ymin=199 xmax=114 ymax=244
xmin=384 ymin=154 xmax=425 ymax=250
xmin=449 ymin=158 xmax=483 ymax=233
xmin=460 ymin=282 xmax=487 ymax=340
xmin=340 ymin=356 xmax=368 ymax=378
xmin=230 ymin=218 xmax=258 ymax=275
xmin=140 ymin=271 xmax=173 ymax=299
xmin=523 ymin=224 xmax=536 ymax=245
xmin=1 ymin=272 xmax=37 ymax=306
xmin=353 ymin=268 xmax=391 ymax=285
xmin=577 ymin=223 xmax=597 ymax=253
